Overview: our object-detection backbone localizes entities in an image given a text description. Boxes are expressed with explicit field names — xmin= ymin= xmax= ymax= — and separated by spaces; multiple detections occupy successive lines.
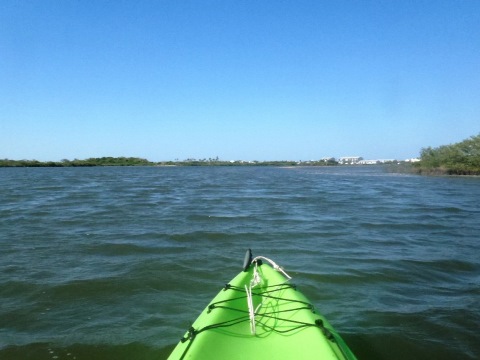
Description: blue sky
xmin=1 ymin=1 xmax=479 ymax=161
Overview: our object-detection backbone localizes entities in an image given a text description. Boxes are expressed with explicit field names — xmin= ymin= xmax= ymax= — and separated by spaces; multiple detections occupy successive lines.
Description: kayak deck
xmin=168 ymin=254 xmax=357 ymax=360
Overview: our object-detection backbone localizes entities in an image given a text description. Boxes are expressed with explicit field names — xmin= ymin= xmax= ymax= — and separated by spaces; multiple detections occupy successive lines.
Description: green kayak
xmin=168 ymin=250 xmax=357 ymax=360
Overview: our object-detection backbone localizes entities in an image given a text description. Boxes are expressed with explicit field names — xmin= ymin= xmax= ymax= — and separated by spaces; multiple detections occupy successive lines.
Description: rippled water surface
xmin=1 ymin=166 xmax=479 ymax=359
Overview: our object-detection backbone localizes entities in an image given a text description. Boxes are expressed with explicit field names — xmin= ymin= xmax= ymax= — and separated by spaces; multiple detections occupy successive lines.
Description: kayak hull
xmin=168 ymin=258 xmax=357 ymax=360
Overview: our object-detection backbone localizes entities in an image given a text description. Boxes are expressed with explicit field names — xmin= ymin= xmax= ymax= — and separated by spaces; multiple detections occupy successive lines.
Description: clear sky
xmin=1 ymin=1 xmax=479 ymax=161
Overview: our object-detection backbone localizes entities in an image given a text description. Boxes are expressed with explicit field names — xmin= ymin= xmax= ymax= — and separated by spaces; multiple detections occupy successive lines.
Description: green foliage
xmin=416 ymin=134 xmax=480 ymax=175
xmin=70 ymin=157 xmax=153 ymax=166
xmin=0 ymin=157 xmax=339 ymax=168
xmin=0 ymin=159 xmax=62 ymax=167
xmin=0 ymin=157 xmax=154 ymax=167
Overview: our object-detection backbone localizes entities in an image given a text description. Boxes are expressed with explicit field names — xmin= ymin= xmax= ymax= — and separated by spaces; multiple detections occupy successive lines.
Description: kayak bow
xmin=168 ymin=250 xmax=357 ymax=360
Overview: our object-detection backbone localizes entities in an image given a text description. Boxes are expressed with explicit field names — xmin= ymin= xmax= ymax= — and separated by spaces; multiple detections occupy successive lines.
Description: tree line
xmin=414 ymin=134 xmax=480 ymax=175
xmin=4 ymin=134 xmax=479 ymax=175
xmin=0 ymin=157 xmax=153 ymax=167
xmin=0 ymin=157 xmax=336 ymax=167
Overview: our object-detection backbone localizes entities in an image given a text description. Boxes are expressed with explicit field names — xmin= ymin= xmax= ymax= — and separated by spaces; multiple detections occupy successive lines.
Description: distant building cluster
xmin=338 ymin=156 xmax=363 ymax=164
xmin=290 ymin=156 xmax=420 ymax=166
xmin=335 ymin=156 xmax=420 ymax=165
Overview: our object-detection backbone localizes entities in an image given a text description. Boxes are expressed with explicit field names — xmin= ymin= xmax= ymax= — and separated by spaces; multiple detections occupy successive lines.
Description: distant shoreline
xmin=0 ymin=157 xmax=333 ymax=168
xmin=0 ymin=156 xmax=329 ymax=167
xmin=0 ymin=157 xmax=404 ymax=168
xmin=3 ymin=157 xmax=478 ymax=176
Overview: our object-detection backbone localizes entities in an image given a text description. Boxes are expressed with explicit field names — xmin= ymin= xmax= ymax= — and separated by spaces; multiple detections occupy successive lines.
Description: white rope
xmin=251 ymin=256 xmax=292 ymax=280
xmin=245 ymin=256 xmax=292 ymax=335
xmin=245 ymin=284 xmax=256 ymax=334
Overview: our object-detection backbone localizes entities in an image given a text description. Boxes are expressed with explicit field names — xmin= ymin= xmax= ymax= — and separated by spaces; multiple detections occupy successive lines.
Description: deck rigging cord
xmin=245 ymin=256 xmax=292 ymax=334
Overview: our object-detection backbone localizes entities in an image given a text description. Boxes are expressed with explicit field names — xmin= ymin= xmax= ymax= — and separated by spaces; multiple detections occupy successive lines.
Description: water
xmin=1 ymin=166 xmax=479 ymax=360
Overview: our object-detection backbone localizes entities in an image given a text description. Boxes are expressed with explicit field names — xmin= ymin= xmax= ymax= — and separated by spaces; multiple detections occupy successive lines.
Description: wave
xmin=2 ymin=166 xmax=479 ymax=360
xmin=0 ymin=342 xmax=175 ymax=360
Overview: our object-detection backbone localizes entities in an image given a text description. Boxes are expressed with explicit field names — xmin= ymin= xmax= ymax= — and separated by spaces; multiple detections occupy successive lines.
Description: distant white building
xmin=358 ymin=159 xmax=396 ymax=164
xmin=357 ymin=159 xmax=379 ymax=165
xmin=338 ymin=156 xmax=363 ymax=164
